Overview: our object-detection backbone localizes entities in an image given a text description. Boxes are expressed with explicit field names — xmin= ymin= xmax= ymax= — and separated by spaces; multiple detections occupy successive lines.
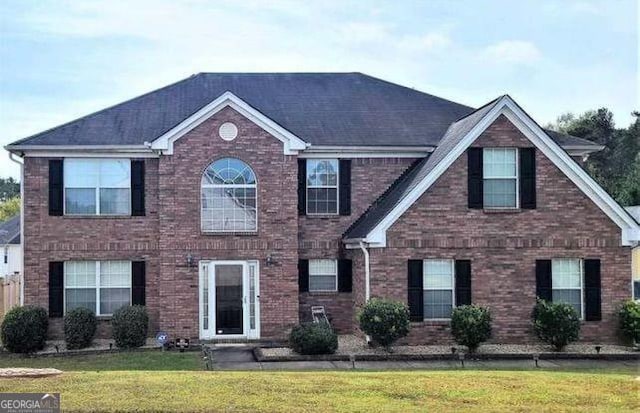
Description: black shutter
xmin=584 ymin=259 xmax=602 ymax=321
xmin=339 ymin=159 xmax=351 ymax=216
xmin=297 ymin=159 xmax=306 ymax=216
xmin=49 ymin=261 xmax=64 ymax=317
xmin=298 ymin=259 xmax=309 ymax=292
xmin=132 ymin=261 xmax=146 ymax=306
xmin=535 ymin=260 xmax=552 ymax=301
xmin=131 ymin=160 xmax=145 ymax=216
xmin=408 ymin=260 xmax=424 ymax=321
xmin=455 ymin=260 xmax=472 ymax=306
xmin=519 ymin=148 xmax=536 ymax=209
xmin=49 ymin=160 xmax=63 ymax=216
xmin=338 ymin=259 xmax=352 ymax=292
xmin=468 ymin=148 xmax=483 ymax=209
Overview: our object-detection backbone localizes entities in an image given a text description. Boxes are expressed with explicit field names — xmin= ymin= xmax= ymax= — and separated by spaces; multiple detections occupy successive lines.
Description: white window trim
xmin=423 ymin=259 xmax=456 ymax=321
xmin=200 ymin=159 xmax=258 ymax=233
xmin=63 ymin=159 xmax=132 ymax=216
xmin=551 ymin=258 xmax=585 ymax=320
xmin=63 ymin=261 xmax=132 ymax=316
xmin=308 ymin=259 xmax=338 ymax=292
xmin=483 ymin=147 xmax=519 ymax=209
xmin=306 ymin=159 xmax=340 ymax=216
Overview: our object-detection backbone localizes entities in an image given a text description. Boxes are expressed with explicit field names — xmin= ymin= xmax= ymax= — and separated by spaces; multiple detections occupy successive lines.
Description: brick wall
xmin=359 ymin=115 xmax=632 ymax=344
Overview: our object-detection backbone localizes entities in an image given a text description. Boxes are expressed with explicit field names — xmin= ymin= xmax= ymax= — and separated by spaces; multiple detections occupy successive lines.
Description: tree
xmin=0 ymin=197 xmax=20 ymax=222
xmin=0 ymin=178 xmax=19 ymax=202
xmin=548 ymin=109 xmax=639 ymax=206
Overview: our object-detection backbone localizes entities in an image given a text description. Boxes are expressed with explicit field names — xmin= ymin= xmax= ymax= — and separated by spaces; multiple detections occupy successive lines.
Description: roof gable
xmin=150 ymin=91 xmax=307 ymax=155
xmin=345 ymin=95 xmax=640 ymax=247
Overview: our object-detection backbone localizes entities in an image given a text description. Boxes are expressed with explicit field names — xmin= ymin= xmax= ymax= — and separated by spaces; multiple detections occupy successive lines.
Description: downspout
xmin=358 ymin=241 xmax=371 ymax=344
xmin=358 ymin=241 xmax=370 ymax=302
xmin=8 ymin=152 xmax=24 ymax=306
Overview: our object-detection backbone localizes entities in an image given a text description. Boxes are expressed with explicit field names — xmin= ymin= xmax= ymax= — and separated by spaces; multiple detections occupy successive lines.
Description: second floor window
xmin=64 ymin=159 xmax=131 ymax=215
xmin=483 ymin=148 xmax=518 ymax=208
xmin=201 ymin=158 xmax=257 ymax=232
xmin=306 ymin=159 xmax=338 ymax=215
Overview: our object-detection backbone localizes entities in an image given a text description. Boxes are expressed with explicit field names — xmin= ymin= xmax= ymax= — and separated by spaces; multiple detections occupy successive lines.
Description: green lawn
xmin=0 ymin=352 xmax=637 ymax=412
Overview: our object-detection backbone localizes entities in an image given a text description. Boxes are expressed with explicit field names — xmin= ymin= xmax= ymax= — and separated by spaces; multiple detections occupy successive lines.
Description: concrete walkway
xmin=207 ymin=346 xmax=640 ymax=372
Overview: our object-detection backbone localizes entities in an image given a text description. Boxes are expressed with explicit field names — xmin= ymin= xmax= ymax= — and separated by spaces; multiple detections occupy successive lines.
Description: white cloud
xmin=397 ymin=33 xmax=451 ymax=52
xmin=482 ymin=40 xmax=542 ymax=65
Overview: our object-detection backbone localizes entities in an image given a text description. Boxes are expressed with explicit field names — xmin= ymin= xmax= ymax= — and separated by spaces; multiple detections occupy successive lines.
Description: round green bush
xmin=532 ymin=299 xmax=580 ymax=351
xmin=0 ymin=306 xmax=48 ymax=353
xmin=451 ymin=305 xmax=492 ymax=352
xmin=618 ymin=300 xmax=640 ymax=344
xmin=358 ymin=298 xmax=410 ymax=349
xmin=64 ymin=307 xmax=97 ymax=350
xmin=289 ymin=322 xmax=338 ymax=355
xmin=111 ymin=305 xmax=149 ymax=349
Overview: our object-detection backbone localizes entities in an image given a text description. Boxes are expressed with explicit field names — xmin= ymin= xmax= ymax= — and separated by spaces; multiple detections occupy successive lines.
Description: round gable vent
xmin=219 ymin=122 xmax=238 ymax=141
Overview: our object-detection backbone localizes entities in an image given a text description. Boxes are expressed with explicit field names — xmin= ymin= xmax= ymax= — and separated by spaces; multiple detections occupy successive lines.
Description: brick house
xmin=6 ymin=73 xmax=639 ymax=344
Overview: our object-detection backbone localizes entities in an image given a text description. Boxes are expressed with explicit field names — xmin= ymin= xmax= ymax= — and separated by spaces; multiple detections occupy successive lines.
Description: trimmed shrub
xmin=289 ymin=322 xmax=338 ymax=355
xmin=0 ymin=306 xmax=48 ymax=353
xmin=64 ymin=307 xmax=97 ymax=350
xmin=451 ymin=305 xmax=492 ymax=353
xmin=111 ymin=305 xmax=148 ymax=349
xmin=532 ymin=299 xmax=580 ymax=351
xmin=618 ymin=300 xmax=640 ymax=345
xmin=358 ymin=298 xmax=410 ymax=350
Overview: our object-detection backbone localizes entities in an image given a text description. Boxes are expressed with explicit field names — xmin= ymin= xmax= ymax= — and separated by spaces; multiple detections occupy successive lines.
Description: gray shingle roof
xmin=8 ymin=73 xmax=598 ymax=149
xmin=344 ymin=98 xmax=502 ymax=239
xmin=0 ymin=215 xmax=20 ymax=245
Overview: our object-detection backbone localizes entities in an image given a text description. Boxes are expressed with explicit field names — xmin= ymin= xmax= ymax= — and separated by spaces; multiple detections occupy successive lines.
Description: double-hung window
xmin=423 ymin=259 xmax=455 ymax=319
xmin=64 ymin=261 xmax=132 ymax=316
xmin=483 ymin=148 xmax=518 ymax=208
xmin=306 ymin=159 xmax=339 ymax=215
xmin=308 ymin=259 xmax=338 ymax=292
xmin=552 ymin=258 xmax=583 ymax=318
xmin=64 ymin=159 xmax=131 ymax=215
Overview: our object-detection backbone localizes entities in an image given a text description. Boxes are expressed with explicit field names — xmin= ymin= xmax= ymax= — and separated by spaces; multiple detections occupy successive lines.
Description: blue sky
xmin=0 ymin=0 xmax=637 ymax=178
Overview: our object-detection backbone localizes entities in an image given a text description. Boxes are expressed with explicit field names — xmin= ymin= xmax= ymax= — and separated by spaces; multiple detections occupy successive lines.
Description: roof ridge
xmin=7 ymin=74 xmax=203 ymax=147
xmin=343 ymin=157 xmax=426 ymax=239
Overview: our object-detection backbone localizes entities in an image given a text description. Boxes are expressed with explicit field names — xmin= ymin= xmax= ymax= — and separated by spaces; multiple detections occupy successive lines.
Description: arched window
xmin=201 ymin=158 xmax=257 ymax=232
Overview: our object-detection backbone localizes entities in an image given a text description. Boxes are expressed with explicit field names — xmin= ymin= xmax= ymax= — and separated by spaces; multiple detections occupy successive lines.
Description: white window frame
xmin=423 ymin=259 xmax=456 ymax=320
xmin=200 ymin=158 xmax=258 ymax=233
xmin=308 ymin=259 xmax=338 ymax=292
xmin=306 ymin=159 xmax=339 ymax=215
xmin=63 ymin=159 xmax=131 ymax=216
xmin=63 ymin=261 xmax=132 ymax=316
xmin=551 ymin=258 xmax=584 ymax=320
xmin=482 ymin=148 xmax=519 ymax=209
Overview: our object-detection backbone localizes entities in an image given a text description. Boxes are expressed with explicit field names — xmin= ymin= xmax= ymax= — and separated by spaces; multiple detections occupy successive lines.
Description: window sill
xmin=304 ymin=291 xmax=343 ymax=296
xmin=63 ymin=215 xmax=133 ymax=219
xmin=201 ymin=231 xmax=258 ymax=236
xmin=304 ymin=214 xmax=342 ymax=219
xmin=483 ymin=208 xmax=521 ymax=214
xmin=412 ymin=319 xmax=451 ymax=326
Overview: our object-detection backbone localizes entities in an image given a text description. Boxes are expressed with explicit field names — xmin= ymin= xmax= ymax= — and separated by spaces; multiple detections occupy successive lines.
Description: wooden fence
xmin=0 ymin=274 xmax=21 ymax=321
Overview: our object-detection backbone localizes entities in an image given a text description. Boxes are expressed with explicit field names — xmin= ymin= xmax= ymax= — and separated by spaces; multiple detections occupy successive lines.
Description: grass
xmin=0 ymin=351 xmax=637 ymax=412
xmin=0 ymin=350 xmax=203 ymax=371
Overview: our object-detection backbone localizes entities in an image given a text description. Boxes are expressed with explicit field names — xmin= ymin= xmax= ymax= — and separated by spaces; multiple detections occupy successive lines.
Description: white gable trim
xmin=151 ymin=91 xmax=308 ymax=155
xmin=361 ymin=95 xmax=640 ymax=247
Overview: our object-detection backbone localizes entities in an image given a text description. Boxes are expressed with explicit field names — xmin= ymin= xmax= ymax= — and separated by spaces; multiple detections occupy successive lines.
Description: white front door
xmin=199 ymin=260 xmax=260 ymax=339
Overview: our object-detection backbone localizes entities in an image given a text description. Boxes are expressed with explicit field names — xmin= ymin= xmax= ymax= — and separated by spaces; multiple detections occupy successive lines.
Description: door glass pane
xmin=215 ymin=265 xmax=243 ymax=335
xmin=203 ymin=265 xmax=209 ymax=331
xmin=249 ymin=264 xmax=256 ymax=331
